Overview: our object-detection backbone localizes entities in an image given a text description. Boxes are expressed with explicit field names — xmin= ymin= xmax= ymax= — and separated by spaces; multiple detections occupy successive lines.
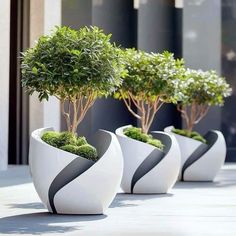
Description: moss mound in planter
xmin=124 ymin=126 xmax=164 ymax=150
xmin=60 ymin=144 xmax=80 ymax=155
xmin=172 ymin=128 xmax=207 ymax=144
xmin=41 ymin=131 xmax=98 ymax=161
xmin=58 ymin=132 xmax=78 ymax=146
xmin=77 ymin=137 xmax=88 ymax=146
xmin=40 ymin=131 xmax=61 ymax=148
xmin=76 ymin=144 xmax=98 ymax=161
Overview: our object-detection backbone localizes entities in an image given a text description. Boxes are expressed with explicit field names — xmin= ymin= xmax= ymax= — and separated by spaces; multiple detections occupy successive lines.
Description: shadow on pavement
xmin=7 ymin=202 xmax=45 ymax=210
xmin=110 ymin=192 xmax=173 ymax=208
xmin=174 ymin=168 xmax=236 ymax=190
xmin=0 ymin=212 xmax=106 ymax=234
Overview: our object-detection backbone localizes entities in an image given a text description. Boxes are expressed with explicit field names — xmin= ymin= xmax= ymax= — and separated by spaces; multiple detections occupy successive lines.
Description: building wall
xmin=0 ymin=0 xmax=10 ymax=170
xmin=221 ymin=0 xmax=236 ymax=161
xmin=29 ymin=0 xmax=61 ymax=134
xmin=183 ymin=0 xmax=222 ymax=133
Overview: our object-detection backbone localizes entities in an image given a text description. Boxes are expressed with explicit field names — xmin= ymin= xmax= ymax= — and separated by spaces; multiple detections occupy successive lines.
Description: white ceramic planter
xmin=115 ymin=125 xmax=181 ymax=194
xmin=29 ymin=128 xmax=123 ymax=215
xmin=164 ymin=126 xmax=226 ymax=182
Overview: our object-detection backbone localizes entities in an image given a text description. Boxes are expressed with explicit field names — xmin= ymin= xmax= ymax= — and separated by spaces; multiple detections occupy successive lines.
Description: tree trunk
xmin=141 ymin=125 xmax=148 ymax=134
xmin=187 ymin=121 xmax=194 ymax=132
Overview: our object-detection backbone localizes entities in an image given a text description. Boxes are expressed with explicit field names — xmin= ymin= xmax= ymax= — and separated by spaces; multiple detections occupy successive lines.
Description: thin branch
xmin=76 ymin=93 xmax=96 ymax=127
xmin=128 ymin=92 xmax=142 ymax=112
xmin=61 ymin=100 xmax=71 ymax=132
xmin=194 ymin=105 xmax=209 ymax=124
xmin=177 ymin=104 xmax=190 ymax=130
xmin=122 ymin=94 xmax=141 ymax=120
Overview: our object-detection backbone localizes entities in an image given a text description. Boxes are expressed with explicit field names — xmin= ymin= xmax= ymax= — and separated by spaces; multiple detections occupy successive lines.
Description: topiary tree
xmin=114 ymin=49 xmax=184 ymax=134
xmin=176 ymin=69 xmax=232 ymax=132
xmin=21 ymin=26 xmax=123 ymax=134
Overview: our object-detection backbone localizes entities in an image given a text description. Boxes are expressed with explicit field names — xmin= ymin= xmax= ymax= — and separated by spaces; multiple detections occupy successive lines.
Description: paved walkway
xmin=0 ymin=164 xmax=236 ymax=236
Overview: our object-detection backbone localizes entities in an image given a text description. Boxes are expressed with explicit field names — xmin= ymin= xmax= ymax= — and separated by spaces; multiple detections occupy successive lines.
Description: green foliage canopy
xmin=114 ymin=49 xmax=184 ymax=134
xmin=21 ymin=26 xmax=124 ymax=133
xmin=115 ymin=49 xmax=184 ymax=103
xmin=177 ymin=69 xmax=232 ymax=106
xmin=21 ymin=26 xmax=122 ymax=101
xmin=176 ymin=68 xmax=232 ymax=131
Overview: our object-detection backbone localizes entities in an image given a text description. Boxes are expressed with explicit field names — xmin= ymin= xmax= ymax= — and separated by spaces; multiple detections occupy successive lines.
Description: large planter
xmin=29 ymin=128 xmax=123 ymax=215
xmin=115 ymin=125 xmax=181 ymax=194
xmin=164 ymin=126 xmax=226 ymax=182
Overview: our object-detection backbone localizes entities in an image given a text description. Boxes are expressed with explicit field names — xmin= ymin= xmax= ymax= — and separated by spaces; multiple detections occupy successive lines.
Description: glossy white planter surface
xmin=165 ymin=126 xmax=226 ymax=182
xmin=116 ymin=125 xmax=181 ymax=194
xmin=29 ymin=128 xmax=123 ymax=215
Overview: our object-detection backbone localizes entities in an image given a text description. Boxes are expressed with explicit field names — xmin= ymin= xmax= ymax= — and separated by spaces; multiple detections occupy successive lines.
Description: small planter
xmin=116 ymin=125 xmax=181 ymax=194
xmin=164 ymin=126 xmax=226 ymax=181
xmin=29 ymin=127 xmax=123 ymax=215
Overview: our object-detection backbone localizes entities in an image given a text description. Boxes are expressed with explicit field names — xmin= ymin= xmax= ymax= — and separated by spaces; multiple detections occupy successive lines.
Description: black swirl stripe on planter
xmin=181 ymin=131 xmax=218 ymax=181
xmin=48 ymin=130 xmax=112 ymax=214
xmin=90 ymin=130 xmax=112 ymax=159
xmin=48 ymin=157 xmax=94 ymax=214
xmin=131 ymin=149 xmax=165 ymax=193
xmin=152 ymin=132 xmax=172 ymax=154
xmin=131 ymin=133 xmax=172 ymax=193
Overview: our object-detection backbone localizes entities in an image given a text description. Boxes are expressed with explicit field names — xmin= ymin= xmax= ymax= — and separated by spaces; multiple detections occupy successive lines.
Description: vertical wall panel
xmin=138 ymin=0 xmax=181 ymax=131
xmin=29 ymin=0 xmax=44 ymax=133
xmin=8 ymin=0 xmax=30 ymax=164
xmin=62 ymin=0 xmax=92 ymax=29
xmin=0 ymin=0 xmax=10 ymax=170
xmin=43 ymin=0 xmax=61 ymax=130
xmin=29 ymin=0 xmax=61 ymax=134
xmin=90 ymin=0 xmax=136 ymax=136
xmin=221 ymin=0 xmax=236 ymax=161
xmin=92 ymin=0 xmax=135 ymax=47
xmin=183 ymin=0 xmax=221 ymax=133
xmin=138 ymin=0 xmax=175 ymax=52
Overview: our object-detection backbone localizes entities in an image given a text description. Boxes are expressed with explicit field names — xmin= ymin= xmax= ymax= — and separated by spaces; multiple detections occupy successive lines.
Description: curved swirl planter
xmin=115 ymin=125 xmax=181 ymax=194
xmin=164 ymin=126 xmax=226 ymax=182
xmin=29 ymin=128 xmax=123 ymax=215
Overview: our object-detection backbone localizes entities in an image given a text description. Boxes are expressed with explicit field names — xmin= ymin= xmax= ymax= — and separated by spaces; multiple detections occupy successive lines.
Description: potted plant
xmin=114 ymin=49 xmax=184 ymax=194
xmin=165 ymin=69 xmax=232 ymax=181
xmin=21 ymin=26 xmax=124 ymax=214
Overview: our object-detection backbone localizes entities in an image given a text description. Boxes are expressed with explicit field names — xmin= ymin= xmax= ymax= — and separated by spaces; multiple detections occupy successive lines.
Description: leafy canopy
xmin=21 ymin=26 xmax=123 ymax=101
xmin=177 ymin=69 xmax=232 ymax=106
xmin=115 ymin=49 xmax=184 ymax=103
